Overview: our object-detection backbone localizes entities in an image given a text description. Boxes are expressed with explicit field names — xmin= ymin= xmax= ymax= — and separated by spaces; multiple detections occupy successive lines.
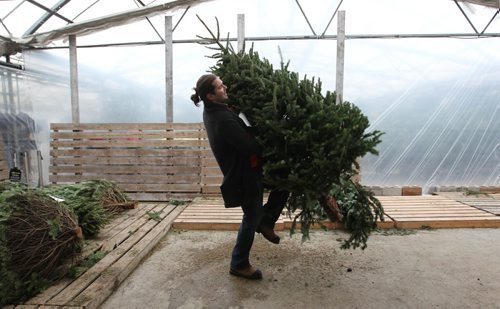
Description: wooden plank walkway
xmin=173 ymin=195 xmax=500 ymax=231
xmin=8 ymin=202 xmax=186 ymax=309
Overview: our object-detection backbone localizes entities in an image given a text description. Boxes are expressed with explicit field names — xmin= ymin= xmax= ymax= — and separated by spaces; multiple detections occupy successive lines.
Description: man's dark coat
xmin=203 ymin=102 xmax=262 ymax=208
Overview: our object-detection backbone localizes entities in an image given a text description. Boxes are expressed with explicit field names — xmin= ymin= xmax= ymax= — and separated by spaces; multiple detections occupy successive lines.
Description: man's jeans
xmin=260 ymin=189 xmax=290 ymax=230
xmin=230 ymin=181 xmax=263 ymax=270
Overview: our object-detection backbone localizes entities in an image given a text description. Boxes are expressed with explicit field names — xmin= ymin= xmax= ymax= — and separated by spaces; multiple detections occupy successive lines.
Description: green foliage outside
xmin=198 ymin=16 xmax=384 ymax=249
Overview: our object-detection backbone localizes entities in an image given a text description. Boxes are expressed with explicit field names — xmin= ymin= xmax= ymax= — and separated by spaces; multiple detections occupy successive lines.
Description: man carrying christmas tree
xmin=191 ymin=74 xmax=286 ymax=280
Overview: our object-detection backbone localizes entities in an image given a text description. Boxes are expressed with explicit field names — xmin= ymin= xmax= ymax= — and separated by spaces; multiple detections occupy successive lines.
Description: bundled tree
xmin=0 ymin=190 xmax=83 ymax=306
xmin=43 ymin=180 xmax=133 ymax=238
xmin=197 ymin=16 xmax=384 ymax=249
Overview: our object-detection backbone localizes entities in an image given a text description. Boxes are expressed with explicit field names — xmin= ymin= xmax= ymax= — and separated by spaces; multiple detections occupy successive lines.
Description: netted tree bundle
xmin=0 ymin=191 xmax=83 ymax=305
xmin=43 ymin=180 xmax=133 ymax=238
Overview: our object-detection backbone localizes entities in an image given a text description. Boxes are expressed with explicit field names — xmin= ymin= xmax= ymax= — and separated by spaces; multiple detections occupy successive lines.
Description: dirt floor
xmin=101 ymin=228 xmax=500 ymax=309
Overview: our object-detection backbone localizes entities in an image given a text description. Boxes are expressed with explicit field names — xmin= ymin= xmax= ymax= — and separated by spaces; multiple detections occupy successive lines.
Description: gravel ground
xmin=102 ymin=228 xmax=500 ymax=309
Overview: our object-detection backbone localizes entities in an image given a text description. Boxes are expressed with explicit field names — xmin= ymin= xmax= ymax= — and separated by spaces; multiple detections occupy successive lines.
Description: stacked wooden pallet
xmin=378 ymin=195 xmax=500 ymax=228
xmin=434 ymin=192 xmax=500 ymax=216
xmin=49 ymin=123 xmax=223 ymax=201
xmin=173 ymin=195 xmax=500 ymax=231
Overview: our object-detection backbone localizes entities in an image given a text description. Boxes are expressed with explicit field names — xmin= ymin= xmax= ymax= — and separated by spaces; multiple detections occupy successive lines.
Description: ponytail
xmin=191 ymin=74 xmax=217 ymax=107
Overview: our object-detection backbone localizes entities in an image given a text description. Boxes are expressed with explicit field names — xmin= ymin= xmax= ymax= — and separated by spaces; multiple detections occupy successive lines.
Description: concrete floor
xmin=102 ymin=228 xmax=500 ymax=309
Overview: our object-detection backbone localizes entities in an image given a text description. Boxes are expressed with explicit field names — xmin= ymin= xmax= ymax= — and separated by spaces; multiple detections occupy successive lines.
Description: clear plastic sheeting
xmin=360 ymin=56 xmax=500 ymax=188
xmin=0 ymin=69 xmax=39 ymax=184
xmin=0 ymin=0 xmax=499 ymax=187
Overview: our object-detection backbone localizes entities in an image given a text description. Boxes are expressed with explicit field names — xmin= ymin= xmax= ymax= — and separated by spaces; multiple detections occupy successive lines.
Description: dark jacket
xmin=203 ymin=102 xmax=262 ymax=208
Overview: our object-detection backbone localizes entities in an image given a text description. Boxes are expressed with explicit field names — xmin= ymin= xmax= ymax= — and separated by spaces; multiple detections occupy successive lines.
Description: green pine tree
xmin=198 ymin=16 xmax=384 ymax=249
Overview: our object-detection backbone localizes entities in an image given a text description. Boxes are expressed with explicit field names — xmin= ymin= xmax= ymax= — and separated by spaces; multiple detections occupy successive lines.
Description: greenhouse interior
xmin=1 ymin=1 xmax=500 ymax=308
xmin=1 ymin=0 xmax=500 ymax=191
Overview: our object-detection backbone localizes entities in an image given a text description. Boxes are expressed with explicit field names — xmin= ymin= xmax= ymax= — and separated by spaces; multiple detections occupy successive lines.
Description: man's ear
xmin=206 ymin=93 xmax=215 ymax=101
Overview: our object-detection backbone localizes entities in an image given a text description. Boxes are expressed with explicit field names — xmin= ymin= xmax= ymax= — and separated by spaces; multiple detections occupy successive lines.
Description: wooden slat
xmin=51 ymin=139 xmax=208 ymax=148
xmin=50 ymin=165 xmax=200 ymax=174
xmin=202 ymin=166 xmax=222 ymax=174
xmin=202 ymin=157 xmax=218 ymax=166
xmin=51 ymin=123 xmax=203 ymax=131
xmin=51 ymin=148 xmax=201 ymax=157
xmin=51 ymin=130 xmax=203 ymax=140
xmin=127 ymin=192 xmax=198 ymax=201
xmin=119 ymin=183 xmax=201 ymax=192
xmin=48 ymin=175 xmax=202 ymax=185
xmin=201 ymin=186 xmax=221 ymax=194
xmin=201 ymin=176 xmax=223 ymax=185
xmin=52 ymin=156 xmax=201 ymax=165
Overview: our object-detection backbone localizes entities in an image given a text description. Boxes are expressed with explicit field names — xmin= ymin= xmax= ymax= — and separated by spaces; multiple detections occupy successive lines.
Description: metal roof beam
xmin=135 ymin=0 xmax=164 ymax=42
xmin=480 ymin=8 xmax=500 ymax=35
xmin=454 ymin=0 xmax=500 ymax=36
xmin=454 ymin=0 xmax=479 ymax=34
xmin=25 ymin=31 xmax=500 ymax=50
xmin=321 ymin=0 xmax=344 ymax=37
xmin=294 ymin=0 xmax=317 ymax=36
xmin=18 ymin=0 xmax=214 ymax=46
xmin=24 ymin=0 xmax=73 ymax=36
xmin=173 ymin=6 xmax=190 ymax=32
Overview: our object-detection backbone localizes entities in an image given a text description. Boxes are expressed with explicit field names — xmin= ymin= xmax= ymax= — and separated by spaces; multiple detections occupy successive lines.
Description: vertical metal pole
xmin=237 ymin=14 xmax=245 ymax=52
xmin=23 ymin=151 xmax=29 ymax=184
xmin=69 ymin=35 xmax=80 ymax=123
xmin=37 ymin=150 xmax=43 ymax=187
xmin=335 ymin=11 xmax=358 ymax=181
xmin=165 ymin=15 xmax=173 ymax=123
xmin=335 ymin=10 xmax=345 ymax=105
xmin=6 ymin=71 xmax=19 ymax=163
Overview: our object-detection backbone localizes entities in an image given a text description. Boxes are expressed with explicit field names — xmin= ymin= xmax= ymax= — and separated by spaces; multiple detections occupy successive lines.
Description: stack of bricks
xmin=364 ymin=186 xmax=422 ymax=196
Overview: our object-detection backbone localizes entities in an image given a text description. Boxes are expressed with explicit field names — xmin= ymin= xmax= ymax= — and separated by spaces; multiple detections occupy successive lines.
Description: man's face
xmin=209 ymin=77 xmax=228 ymax=102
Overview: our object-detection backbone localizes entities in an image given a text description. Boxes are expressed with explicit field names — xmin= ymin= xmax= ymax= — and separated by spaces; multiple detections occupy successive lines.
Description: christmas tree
xmin=198 ymin=16 xmax=384 ymax=249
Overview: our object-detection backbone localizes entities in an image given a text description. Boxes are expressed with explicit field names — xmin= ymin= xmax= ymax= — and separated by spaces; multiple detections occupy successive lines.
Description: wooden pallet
xmin=173 ymin=195 xmax=500 ymax=231
xmin=7 ymin=202 xmax=186 ymax=309
xmin=49 ymin=123 xmax=224 ymax=201
xmin=434 ymin=192 xmax=500 ymax=215
xmin=172 ymin=196 xmax=394 ymax=230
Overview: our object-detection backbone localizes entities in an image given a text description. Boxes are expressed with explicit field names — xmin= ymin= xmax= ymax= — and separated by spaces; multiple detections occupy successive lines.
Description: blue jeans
xmin=230 ymin=178 xmax=263 ymax=270
xmin=260 ymin=189 xmax=290 ymax=230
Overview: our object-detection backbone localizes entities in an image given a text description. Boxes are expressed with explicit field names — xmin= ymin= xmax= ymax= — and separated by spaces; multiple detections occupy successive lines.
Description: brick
xmin=479 ymin=186 xmax=500 ymax=194
xmin=402 ymin=186 xmax=422 ymax=196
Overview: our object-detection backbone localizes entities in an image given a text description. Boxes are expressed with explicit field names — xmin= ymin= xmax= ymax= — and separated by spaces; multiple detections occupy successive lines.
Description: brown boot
xmin=229 ymin=265 xmax=263 ymax=280
xmin=258 ymin=226 xmax=280 ymax=244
